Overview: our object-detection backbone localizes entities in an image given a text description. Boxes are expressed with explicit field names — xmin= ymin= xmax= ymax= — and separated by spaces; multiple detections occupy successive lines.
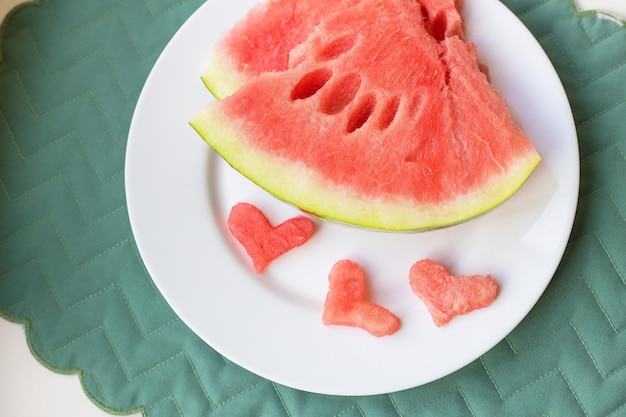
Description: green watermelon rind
xmin=189 ymin=109 xmax=541 ymax=232
xmin=201 ymin=48 xmax=242 ymax=100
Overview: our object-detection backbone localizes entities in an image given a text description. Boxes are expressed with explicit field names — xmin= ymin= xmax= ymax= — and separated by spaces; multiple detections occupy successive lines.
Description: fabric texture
xmin=0 ymin=0 xmax=625 ymax=416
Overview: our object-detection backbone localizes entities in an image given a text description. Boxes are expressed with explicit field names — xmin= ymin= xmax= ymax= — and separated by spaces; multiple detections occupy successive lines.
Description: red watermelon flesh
xmin=191 ymin=0 xmax=541 ymax=231
xmin=417 ymin=0 xmax=465 ymax=41
xmin=409 ymin=259 xmax=499 ymax=326
xmin=322 ymin=260 xmax=401 ymax=337
xmin=202 ymin=0 xmax=361 ymax=98
xmin=227 ymin=202 xmax=314 ymax=272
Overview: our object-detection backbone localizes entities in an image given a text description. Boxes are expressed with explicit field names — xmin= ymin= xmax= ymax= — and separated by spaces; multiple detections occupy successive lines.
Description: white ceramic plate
xmin=125 ymin=0 xmax=579 ymax=396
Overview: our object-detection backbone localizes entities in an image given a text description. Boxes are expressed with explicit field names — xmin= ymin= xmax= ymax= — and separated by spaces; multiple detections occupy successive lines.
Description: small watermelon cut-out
xmin=227 ymin=202 xmax=314 ymax=272
xmin=409 ymin=259 xmax=499 ymax=327
xmin=322 ymin=260 xmax=401 ymax=337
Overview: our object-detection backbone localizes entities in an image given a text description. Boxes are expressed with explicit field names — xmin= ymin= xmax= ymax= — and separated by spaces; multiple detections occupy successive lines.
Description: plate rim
xmin=125 ymin=0 xmax=580 ymax=396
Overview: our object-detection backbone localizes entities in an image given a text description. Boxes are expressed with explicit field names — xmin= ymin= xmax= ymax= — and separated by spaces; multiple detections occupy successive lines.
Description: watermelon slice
xmin=227 ymin=202 xmax=314 ymax=272
xmin=322 ymin=260 xmax=401 ymax=337
xmin=409 ymin=259 xmax=499 ymax=326
xmin=191 ymin=0 xmax=541 ymax=231
xmin=202 ymin=0 xmax=361 ymax=99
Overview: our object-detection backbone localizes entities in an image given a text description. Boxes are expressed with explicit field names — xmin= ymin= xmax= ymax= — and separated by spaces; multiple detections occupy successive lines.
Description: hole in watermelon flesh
xmin=290 ymin=68 xmax=333 ymax=101
xmin=430 ymin=12 xmax=448 ymax=42
xmin=377 ymin=96 xmax=400 ymax=130
xmin=420 ymin=4 xmax=430 ymax=24
xmin=419 ymin=3 xmax=449 ymax=42
xmin=346 ymin=93 xmax=376 ymax=133
xmin=316 ymin=33 xmax=358 ymax=61
xmin=319 ymin=73 xmax=362 ymax=115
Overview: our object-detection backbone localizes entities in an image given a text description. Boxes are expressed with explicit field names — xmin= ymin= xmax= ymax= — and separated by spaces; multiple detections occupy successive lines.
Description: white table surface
xmin=1 ymin=0 xmax=624 ymax=416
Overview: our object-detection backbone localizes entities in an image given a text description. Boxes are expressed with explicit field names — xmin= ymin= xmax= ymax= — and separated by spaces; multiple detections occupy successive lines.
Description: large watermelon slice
xmin=191 ymin=0 xmax=541 ymax=231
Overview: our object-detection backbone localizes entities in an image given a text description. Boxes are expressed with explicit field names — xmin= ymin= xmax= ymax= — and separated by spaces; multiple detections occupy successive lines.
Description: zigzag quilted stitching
xmin=0 ymin=0 xmax=624 ymax=416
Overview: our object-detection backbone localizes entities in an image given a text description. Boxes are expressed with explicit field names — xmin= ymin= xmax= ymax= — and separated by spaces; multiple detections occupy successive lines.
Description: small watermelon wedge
xmin=191 ymin=0 xmax=541 ymax=231
xmin=202 ymin=0 xmax=361 ymax=99
xmin=409 ymin=259 xmax=499 ymax=326
xmin=227 ymin=202 xmax=314 ymax=272
xmin=322 ymin=260 xmax=401 ymax=337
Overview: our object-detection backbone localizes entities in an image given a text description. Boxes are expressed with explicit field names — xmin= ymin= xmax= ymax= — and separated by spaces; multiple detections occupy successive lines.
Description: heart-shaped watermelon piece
xmin=409 ymin=259 xmax=499 ymax=326
xmin=322 ymin=260 xmax=401 ymax=337
xmin=227 ymin=202 xmax=314 ymax=272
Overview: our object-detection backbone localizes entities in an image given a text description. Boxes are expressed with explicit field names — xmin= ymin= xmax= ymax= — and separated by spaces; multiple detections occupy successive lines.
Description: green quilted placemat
xmin=1 ymin=0 xmax=624 ymax=416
